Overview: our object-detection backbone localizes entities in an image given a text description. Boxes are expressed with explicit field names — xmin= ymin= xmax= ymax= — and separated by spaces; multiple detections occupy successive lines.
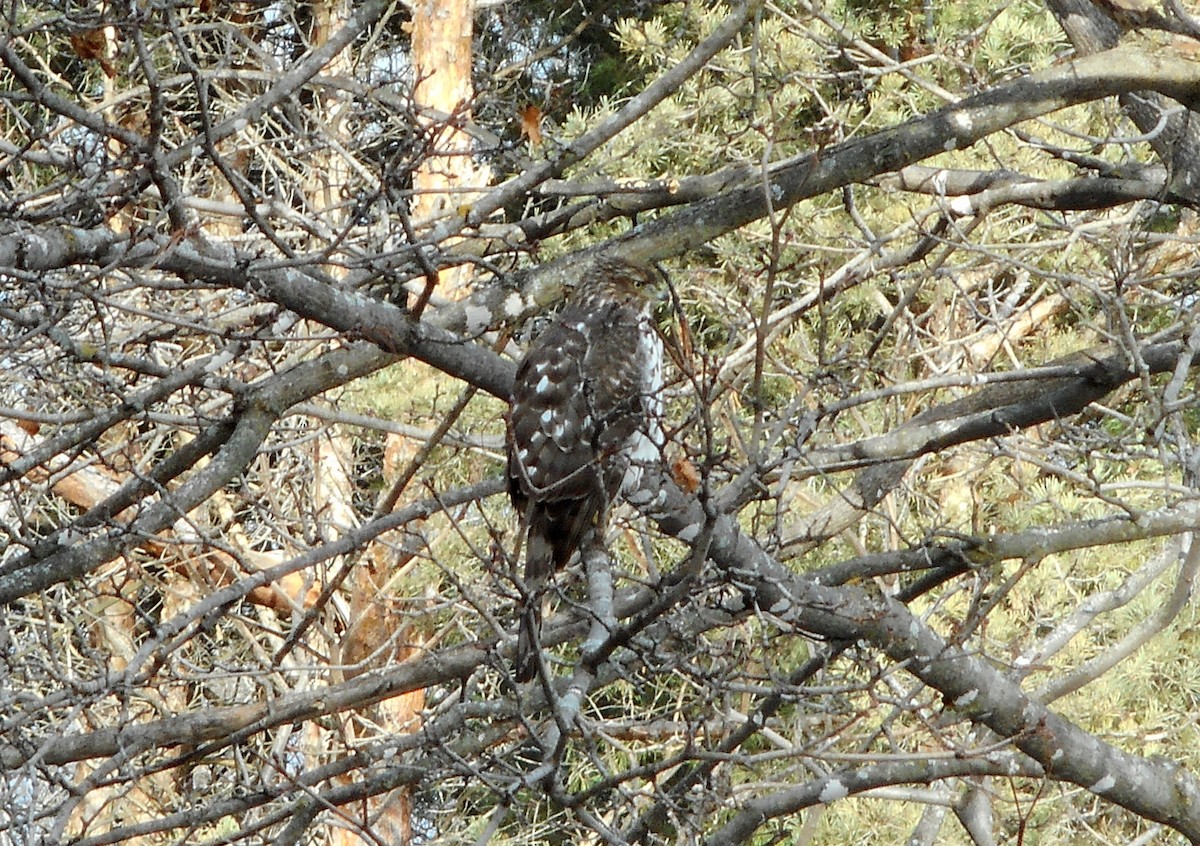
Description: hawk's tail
xmin=514 ymin=602 xmax=541 ymax=683
xmin=514 ymin=527 xmax=553 ymax=683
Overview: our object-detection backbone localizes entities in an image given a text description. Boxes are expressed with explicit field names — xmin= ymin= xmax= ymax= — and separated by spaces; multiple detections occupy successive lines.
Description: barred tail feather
xmin=514 ymin=523 xmax=554 ymax=682
xmin=515 ymin=602 xmax=542 ymax=683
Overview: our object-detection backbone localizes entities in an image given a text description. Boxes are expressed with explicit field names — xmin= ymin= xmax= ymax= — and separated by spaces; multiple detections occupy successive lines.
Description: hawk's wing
xmin=507 ymin=318 xmax=604 ymax=577
xmin=508 ymin=320 xmax=600 ymax=502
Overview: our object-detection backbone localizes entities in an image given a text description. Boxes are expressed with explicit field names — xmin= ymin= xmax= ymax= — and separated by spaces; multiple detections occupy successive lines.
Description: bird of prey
xmin=506 ymin=257 xmax=665 ymax=682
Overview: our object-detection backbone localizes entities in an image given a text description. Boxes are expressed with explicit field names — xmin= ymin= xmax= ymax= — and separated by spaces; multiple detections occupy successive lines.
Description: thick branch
xmin=1045 ymin=0 xmax=1200 ymax=199
xmin=702 ymin=757 xmax=1040 ymax=846
xmin=785 ymin=340 xmax=1195 ymax=548
xmin=438 ymin=46 xmax=1200 ymax=337
xmin=0 ymin=343 xmax=390 ymax=605
xmin=805 ymin=341 xmax=1193 ymax=472
xmin=614 ymin=46 xmax=1200 ymax=261
xmin=0 ymin=225 xmax=517 ymax=400
xmin=758 ymin=578 xmax=1200 ymax=840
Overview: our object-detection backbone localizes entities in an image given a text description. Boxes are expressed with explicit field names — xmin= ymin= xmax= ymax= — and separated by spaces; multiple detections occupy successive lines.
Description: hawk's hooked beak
xmin=649 ymin=266 xmax=693 ymax=361
xmin=649 ymin=263 xmax=672 ymax=306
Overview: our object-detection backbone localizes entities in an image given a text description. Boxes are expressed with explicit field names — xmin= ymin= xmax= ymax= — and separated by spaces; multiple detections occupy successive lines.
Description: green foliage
xmin=6 ymin=0 xmax=1200 ymax=843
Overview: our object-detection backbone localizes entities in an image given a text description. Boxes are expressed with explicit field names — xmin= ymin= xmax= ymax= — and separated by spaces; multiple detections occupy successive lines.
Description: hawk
xmin=506 ymin=257 xmax=665 ymax=682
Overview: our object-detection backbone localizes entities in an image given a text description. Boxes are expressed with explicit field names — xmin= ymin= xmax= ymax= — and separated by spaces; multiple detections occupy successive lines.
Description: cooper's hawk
xmin=507 ymin=257 xmax=665 ymax=682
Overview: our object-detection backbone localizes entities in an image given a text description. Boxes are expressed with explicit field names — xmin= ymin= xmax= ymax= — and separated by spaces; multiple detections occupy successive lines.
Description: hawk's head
xmin=568 ymin=256 xmax=668 ymax=316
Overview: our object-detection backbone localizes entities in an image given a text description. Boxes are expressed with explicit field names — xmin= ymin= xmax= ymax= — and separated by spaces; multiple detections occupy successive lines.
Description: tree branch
xmin=0 ymin=343 xmax=392 ymax=604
